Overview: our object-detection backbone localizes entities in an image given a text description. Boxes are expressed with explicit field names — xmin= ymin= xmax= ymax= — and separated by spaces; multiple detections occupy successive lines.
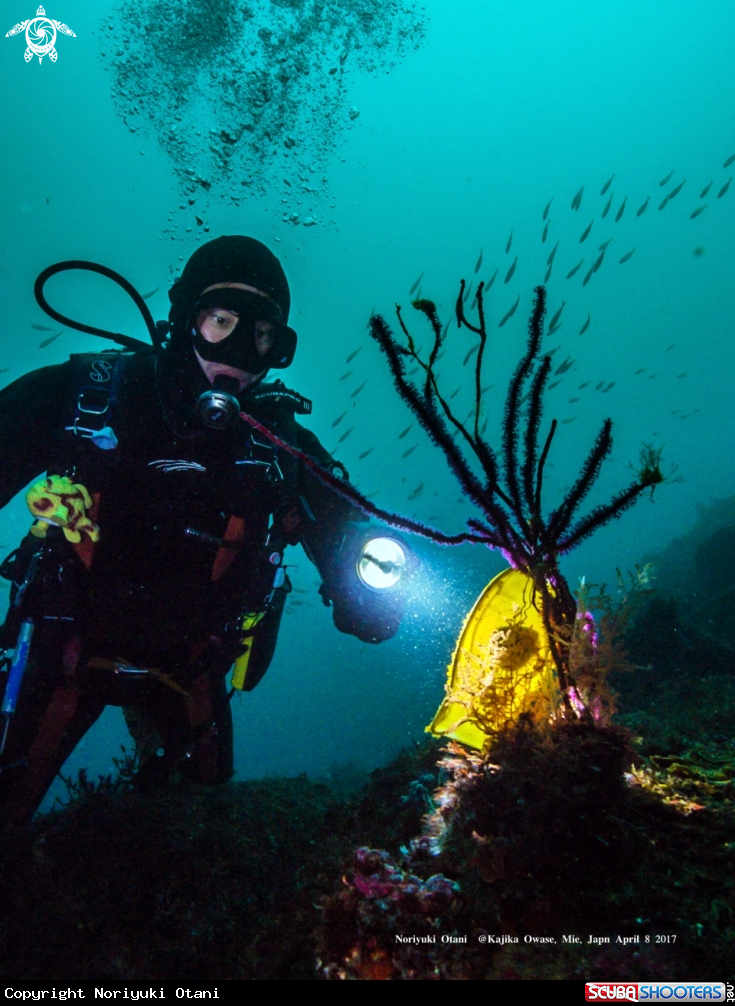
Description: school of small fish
xmin=313 ymin=150 xmax=735 ymax=517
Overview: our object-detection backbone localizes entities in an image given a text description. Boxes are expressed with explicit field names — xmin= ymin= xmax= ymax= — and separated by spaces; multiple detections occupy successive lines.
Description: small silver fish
xmin=350 ymin=380 xmax=367 ymax=399
xmin=359 ymin=448 xmax=373 ymax=459
xmin=571 ymin=185 xmax=584 ymax=211
xmin=547 ymin=379 xmax=561 ymax=390
xmin=31 ymin=324 xmax=54 ymax=331
xmin=331 ymin=411 xmax=347 ymax=427
xmin=601 ymin=173 xmax=614 ymax=196
xmin=463 ymin=344 xmax=480 ymax=366
xmin=619 ymin=249 xmax=635 ymax=264
xmin=568 ymin=397 xmax=580 ymax=403
xmin=602 ymin=193 xmax=613 ymax=218
xmin=449 ymin=387 xmax=461 ymax=400
xmin=549 ymin=302 xmax=566 ymax=330
xmin=602 ymin=382 xmax=616 ymax=392
xmin=668 ymin=179 xmax=686 ymax=200
xmin=562 ymin=417 xmax=577 ymax=424
xmin=484 ymin=269 xmax=498 ymax=291
xmin=579 ymin=220 xmax=593 ymax=243
xmin=659 ymin=195 xmax=669 ymax=211
xmin=543 ymin=197 xmax=554 ymax=220
xmin=338 ymin=426 xmax=354 ymax=442
xmin=463 ymin=282 xmax=473 ymax=303
xmin=409 ymin=272 xmax=424 ymax=295
xmin=554 ymin=356 xmax=575 ymax=376
xmin=690 ymin=206 xmax=707 ymax=219
xmin=599 ymin=239 xmax=612 ymax=250
xmin=0 ymin=367 xmax=9 ymax=373
xmin=498 ymin=295 xmax=520 ymax=328
xmin=442 ymin=318 xmax=451 ymax=337
xmin=677 ymin=372 xmax=689 ymax=378
xmin=504 ymin=257 xmax=517 ymax=284
xmin=506 ymin=230 xmax=513 ymax=253
xmin=346 ymin=347 xmax=363 ymax=363
xmin=547 ymin=241 xmax=559 ymax=266
xmin=398 ymin=425 xmax=413 ymax=439
xmin=474 ymin=249 xmax=483 ymax=273
xmin=723 ymin=154 xmax=735 ymax=168
xmin=340 ymin=370 xmax=353 ymax=381
xmin=141 ymin=287 xmax=159 ymax=300
xmin=665 ymin=344 xmax=676 ymax=351
xmin=718 ymin=178 xmax=732 ymax=199
xmin=635 ymin=368 xmax=646 ymax=375
xmin=542 ymin=220 xmax=550 ymax=243
xmin=547 ymin=344 xmax=562 ymax=357
xmin=636 ymin=197 xmax=649 ymax=216
xmin=402 ymin=444 xmax=418 ymax=458
xmin=592 ymin=249 xmax=605 ymax=272
xmin=39 ymin=331 xmax=62 ymax=348
xmin=566 ymin=260 xmax=583 ymax=279
xmin=544 ymin=263 xmax=552 ymax=283
xmin=659 ymin=170 xmax=674 ymax=187
xmin=596 ymin=381 xmax=605 ymax=390
xmin=700 ymin=181 xmax=713 ymax=198
xmin=582 ymin=265 xmax=594 ymax=286
xmin=615 ymin=196 xmax=627 ymax=222
xmin=579 ymin=313 xmax=591 ymax=335
xmin=578 ymin=381 xmax=590 ymax=389
xmin=407 ymin=482 xmax=424 ymax=501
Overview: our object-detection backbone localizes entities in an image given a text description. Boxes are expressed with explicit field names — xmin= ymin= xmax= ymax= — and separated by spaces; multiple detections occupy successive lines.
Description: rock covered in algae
xmin=318 ymin=723 xmax=735 ymax=980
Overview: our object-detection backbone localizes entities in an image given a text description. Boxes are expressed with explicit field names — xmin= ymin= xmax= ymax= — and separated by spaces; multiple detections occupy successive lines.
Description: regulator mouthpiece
xmin=356 ymin=537 xmax=406 ymax=590
xmin=196 ymin=374 xmax=241 ymax=429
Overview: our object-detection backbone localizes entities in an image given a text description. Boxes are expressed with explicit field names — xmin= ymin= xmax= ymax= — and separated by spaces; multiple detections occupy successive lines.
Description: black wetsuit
xmin=0 ymin=344 xmax=380 ymax=821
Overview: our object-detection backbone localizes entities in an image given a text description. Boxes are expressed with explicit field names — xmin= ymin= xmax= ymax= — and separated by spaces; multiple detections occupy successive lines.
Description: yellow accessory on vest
xmin=231 ymin=610 xmax=266 ymax=691
xmin=428 ymin=568 xmax=561 ymax=750
xmin=26 ymin=475 xmax=101 ymax=544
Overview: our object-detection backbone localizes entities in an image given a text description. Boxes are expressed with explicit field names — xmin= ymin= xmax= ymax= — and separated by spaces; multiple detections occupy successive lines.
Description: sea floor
xmin=0 ymin=599 xmax=733 ymax=981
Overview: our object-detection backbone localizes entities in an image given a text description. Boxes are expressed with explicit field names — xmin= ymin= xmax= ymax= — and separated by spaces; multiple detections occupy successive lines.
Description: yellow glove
xmin=26 ymin=475 xmax=100 ymax=544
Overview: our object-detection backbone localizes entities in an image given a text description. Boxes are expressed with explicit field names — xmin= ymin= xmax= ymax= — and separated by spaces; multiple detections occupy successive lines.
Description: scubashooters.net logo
xmin=5 ymin=5 xmax=75 ymax=63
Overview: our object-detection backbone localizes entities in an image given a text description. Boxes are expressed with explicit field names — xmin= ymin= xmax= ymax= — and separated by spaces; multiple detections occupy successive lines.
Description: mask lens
xmin=190 ymin=291 xmax=296 ymax=371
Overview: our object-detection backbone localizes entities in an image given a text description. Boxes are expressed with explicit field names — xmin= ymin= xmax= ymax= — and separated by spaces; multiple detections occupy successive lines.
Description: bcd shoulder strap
xmin=63 ymin=350 xmax=136 ymax=451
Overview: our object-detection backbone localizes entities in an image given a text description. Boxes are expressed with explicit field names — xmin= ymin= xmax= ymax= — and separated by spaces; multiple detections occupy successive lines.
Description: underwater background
xmin=0 ymin=0 xmax=733 ymax=811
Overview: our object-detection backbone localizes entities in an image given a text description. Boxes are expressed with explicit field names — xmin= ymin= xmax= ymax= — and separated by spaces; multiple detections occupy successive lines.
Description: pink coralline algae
xmin=350 ymin=847 xmax=459 ymax=912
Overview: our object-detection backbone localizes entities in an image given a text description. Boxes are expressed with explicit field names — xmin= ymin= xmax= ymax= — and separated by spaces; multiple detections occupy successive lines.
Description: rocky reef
xmin=1 ymin=646 xmax=733 ymax=981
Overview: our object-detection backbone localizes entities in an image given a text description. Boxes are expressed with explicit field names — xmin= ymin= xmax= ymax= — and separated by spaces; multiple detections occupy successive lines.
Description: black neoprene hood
xmin=168 ymin=235 xmax=292 ymax=329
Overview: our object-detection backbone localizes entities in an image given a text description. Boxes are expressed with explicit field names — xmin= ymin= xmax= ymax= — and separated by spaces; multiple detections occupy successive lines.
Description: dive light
xmin=356 ymin=536 xmax=407 ymax=591
xmin=326 ymin=525 xmax=413 ymax=643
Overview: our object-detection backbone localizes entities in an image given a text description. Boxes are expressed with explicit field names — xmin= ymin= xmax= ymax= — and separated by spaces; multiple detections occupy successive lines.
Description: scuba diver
xmin=0 ymin=235 xmax=406 ymax=823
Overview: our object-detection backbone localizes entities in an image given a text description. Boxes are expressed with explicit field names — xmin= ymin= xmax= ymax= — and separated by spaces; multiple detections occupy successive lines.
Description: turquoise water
xmin=1 ymin=0 xmax=733 ymax=802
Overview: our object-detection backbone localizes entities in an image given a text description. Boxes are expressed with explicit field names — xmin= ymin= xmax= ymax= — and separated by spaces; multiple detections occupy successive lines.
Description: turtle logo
xmin=5 ymin=5 xmax=75 ymax=64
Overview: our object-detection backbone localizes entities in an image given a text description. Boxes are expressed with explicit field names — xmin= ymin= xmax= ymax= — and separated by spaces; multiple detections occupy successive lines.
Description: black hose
xmin=34 ymin=260 xmax=166 ymax=352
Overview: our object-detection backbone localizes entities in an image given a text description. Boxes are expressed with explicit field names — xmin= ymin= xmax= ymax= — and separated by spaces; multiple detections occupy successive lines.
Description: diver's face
xmin=194 ymin=282 xmax=276 ymax=391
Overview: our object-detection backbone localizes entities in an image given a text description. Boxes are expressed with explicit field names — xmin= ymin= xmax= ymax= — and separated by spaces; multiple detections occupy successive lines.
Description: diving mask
xmin=189 ymin=288 xmax=297 ymax=374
